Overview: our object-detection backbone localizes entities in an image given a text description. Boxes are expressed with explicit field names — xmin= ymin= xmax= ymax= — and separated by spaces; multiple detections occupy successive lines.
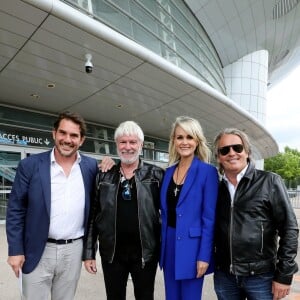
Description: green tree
xmin=264 ymin=147 xmax=300 ymax=188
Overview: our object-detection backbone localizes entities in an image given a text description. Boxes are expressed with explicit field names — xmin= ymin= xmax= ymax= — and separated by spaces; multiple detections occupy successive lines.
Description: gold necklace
xmin=174 ymin=164 xmax=189 ymax=197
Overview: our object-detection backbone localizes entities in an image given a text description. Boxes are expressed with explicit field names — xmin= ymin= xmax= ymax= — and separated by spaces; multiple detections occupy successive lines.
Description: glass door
xmin=0 ymin=145 xmax=49 ymax=223
xmin=0 ymin=147 xmax=21 ymax=223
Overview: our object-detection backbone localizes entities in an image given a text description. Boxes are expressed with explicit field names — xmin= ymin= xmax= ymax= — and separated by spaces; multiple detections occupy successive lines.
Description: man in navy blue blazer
xmin=6 ymin=111 xmax=98 ymax=300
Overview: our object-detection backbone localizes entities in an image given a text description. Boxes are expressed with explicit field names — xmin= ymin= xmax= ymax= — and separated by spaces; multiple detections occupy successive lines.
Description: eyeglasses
xmin=121 ymin=179 xmax=131 ymax=200
xmin=218 ymin=144 xmax=244 ymax=156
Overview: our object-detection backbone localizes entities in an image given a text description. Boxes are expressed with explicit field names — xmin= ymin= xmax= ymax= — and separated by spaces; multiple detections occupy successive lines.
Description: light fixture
xmin=30 ymin=93 xmax=40 ymax=100
xmin=47 ymin=83 xmax=55 ymax=88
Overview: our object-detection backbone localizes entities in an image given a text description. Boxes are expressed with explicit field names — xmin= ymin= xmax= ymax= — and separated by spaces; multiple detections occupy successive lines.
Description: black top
xmin=115 ymin=177 xmax=141 ymax=257
xmin=167 ymin=178 xmax=182 ymax=228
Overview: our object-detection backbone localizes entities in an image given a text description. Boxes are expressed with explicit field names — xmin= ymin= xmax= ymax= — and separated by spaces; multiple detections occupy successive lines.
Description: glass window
xmin=0 ymin=150 xmax=21 ymax=221
xmin=92 ymin=0 xmax=133 ymax=37
xmin=138 ymin=0 xmax=157 ymax=15
xmin=108 ymin=0 xmax=130 ymax=12
xmin=132 ymin=22 xmax=161 ymax=53
xmin=130 ymin=1 xmax=158 ymax=35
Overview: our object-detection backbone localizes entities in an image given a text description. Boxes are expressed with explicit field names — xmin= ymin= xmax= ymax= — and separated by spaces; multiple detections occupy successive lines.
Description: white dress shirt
xmin=48 ymin=149 xmax=85 ymax=239
xmin=223 ymin=164 xmax=248 ymax=204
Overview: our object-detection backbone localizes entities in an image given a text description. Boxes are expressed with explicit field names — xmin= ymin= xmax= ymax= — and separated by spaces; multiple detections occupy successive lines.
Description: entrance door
xmin=0 ymin=145 xmax=49 ymax=223
xmin=0 ymin=147 xmax=21 ymax=223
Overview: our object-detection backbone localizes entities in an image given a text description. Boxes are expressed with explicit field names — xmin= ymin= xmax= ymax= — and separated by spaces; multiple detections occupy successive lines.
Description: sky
xmin=266 ymin=65 xmax=300 ymax=152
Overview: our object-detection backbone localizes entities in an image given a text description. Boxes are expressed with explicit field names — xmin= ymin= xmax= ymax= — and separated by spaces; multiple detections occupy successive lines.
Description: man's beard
xmin=118 ymin=150 xmax=140 ymax=165
xmin=56 ymin=143 xmax=77 ymax=157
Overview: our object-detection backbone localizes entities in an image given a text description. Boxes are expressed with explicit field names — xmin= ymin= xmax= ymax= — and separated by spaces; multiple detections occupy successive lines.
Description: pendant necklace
xmin=174 ymin=164 xmax=189 ymax=197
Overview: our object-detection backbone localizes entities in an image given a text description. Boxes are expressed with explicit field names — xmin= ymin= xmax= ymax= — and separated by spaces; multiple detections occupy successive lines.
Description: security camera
xmin=85 ymin=53 xmax=93 ymax=74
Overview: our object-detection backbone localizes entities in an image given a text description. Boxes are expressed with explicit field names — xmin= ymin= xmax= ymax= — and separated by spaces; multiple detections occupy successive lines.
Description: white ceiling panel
xmin=218 ymin=0 xmax=237 ymax=21
xmin=0 ymin=10 xmax=37 ymax=38
xmin=0 ymin=28 xmax=27 ymax=49
xmin=228 ymin=17 xmax=244 ymax=41
xmin=5 ymin=58 xmax=103 ymax=96
xmin=127 ymin=64 xmax=196 ymax=97
xmin=0 ymin=43 xmax=20 ymax=60
xmin=0 ymin=0 xmax=47 ymax=24
xmin=41 ymin=16 xmax=143 ymax=68
xmin=0 ymin=76 xmax=77 ymax=112
xmin=115 ymin=77 xmax=173 ymax=102
xmin=252 ymin=1 xmax=265 ymax=27
xmin=204 ymin=1 xmax=224 ymax=31
xmin=70 ymin=95 xmax=144 ymax=126
xmin=232 ymin=0 xmax=249 ymax=13
xmin=31 ymin=28 xmax=136 ymax=77
xmin=22 ymin=41 xmax=120 ymax=84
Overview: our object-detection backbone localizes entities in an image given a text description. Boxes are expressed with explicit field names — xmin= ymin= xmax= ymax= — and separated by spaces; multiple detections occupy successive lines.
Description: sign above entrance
xmin=0 ymin=126 xmax=53 ymax=148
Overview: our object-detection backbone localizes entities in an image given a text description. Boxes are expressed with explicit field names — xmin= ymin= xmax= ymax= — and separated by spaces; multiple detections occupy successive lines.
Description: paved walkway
xmin=1 ymin=209 xmax=300 ymax=299
xmin=0 ymin=224 xmax=215 ymax=299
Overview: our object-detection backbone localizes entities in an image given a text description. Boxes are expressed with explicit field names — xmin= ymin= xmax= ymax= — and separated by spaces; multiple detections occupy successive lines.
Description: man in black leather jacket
xmin=213 ymin=128 xmax=298 ymax=300
xmin=83 ymin=121 xmax=164 ymax=300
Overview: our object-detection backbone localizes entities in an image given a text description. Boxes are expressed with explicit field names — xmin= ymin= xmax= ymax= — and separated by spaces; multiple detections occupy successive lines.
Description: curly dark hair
xmin=53 ymin=111 xmax=87 ymax=137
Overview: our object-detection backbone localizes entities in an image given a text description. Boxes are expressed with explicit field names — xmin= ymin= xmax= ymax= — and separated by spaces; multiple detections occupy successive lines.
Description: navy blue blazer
xmin=160 ymin=156 xmax=219 ymax=280
xmin=6 ymin=150 xmax=98 ymax=273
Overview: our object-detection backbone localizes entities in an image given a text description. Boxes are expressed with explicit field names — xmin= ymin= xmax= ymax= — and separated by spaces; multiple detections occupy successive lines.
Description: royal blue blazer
xmin=6 ymin=150 xmax=98 ymax=274
xmin=159 ymin=156 xmax=219 ymax=280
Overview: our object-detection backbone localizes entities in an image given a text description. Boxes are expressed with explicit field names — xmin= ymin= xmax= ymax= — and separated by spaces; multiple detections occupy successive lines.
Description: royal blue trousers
xmin=163 ymin=226 xmax=204 ymax=300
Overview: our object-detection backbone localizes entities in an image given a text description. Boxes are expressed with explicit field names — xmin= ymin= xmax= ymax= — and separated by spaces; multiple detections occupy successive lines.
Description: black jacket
xmin=83 ymin=160 xmax=164 ymax=265
xmin=214 ymin=161 xmax=298 ymax=284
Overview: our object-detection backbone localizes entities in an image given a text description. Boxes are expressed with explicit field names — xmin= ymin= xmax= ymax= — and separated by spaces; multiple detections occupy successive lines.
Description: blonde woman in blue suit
xmin=160 ymin=116 xmax=219 ymax=300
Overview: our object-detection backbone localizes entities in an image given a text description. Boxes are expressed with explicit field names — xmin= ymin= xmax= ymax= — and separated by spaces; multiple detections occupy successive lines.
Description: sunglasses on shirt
xmin=121 ymin=179 xmax=131 ymax=201
xmin=218 ymin=144 xmax=244 ymax=156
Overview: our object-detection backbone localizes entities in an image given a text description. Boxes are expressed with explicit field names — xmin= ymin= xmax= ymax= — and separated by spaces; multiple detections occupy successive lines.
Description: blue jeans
xmin=214 ymin=270 xmax=273 ymax=300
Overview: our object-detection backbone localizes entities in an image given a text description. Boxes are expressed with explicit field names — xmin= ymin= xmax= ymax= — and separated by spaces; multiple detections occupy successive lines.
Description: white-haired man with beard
xmin=83 ymin=121 xmax=164 ymax=300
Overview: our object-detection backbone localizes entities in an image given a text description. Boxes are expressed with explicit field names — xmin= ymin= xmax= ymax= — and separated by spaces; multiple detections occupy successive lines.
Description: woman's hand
xmin=196 ymin=261 xmax=209 ymax=278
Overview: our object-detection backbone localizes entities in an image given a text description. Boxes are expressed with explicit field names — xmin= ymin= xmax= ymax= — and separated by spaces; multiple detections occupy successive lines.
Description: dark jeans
xmin=101 ymin=254 xmax=158 ymax=300
xmin=214 ymin=270 xmax=273 ymax=300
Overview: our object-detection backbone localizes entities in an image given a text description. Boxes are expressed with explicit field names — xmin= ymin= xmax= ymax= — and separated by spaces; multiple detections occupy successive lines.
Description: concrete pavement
xmin=0 ymin=224 xmax=215 ymax=299
xmin=1 ymin=210 xmax=300 ymax=299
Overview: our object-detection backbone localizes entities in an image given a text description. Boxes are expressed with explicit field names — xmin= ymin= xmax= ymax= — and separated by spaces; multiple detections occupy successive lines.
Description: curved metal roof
xmin=2 ymin=0 xmax=298 ymax=158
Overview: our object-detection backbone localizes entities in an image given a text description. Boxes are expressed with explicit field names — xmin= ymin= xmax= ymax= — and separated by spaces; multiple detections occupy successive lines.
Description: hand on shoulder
xmin=98 ymin=156 xmax=115 ymax=172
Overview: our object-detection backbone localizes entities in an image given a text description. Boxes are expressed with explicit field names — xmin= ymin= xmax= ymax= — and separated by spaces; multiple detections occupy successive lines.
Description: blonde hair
xmin=168 ymin=116 xmax=210 ymax=165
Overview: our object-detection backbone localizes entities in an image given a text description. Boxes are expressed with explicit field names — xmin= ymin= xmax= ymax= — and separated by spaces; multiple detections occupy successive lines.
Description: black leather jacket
xmin=83 ymin=160 xmax=164 ymax=265
xmin=214 ymin=161 xmax=298 ymax=284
